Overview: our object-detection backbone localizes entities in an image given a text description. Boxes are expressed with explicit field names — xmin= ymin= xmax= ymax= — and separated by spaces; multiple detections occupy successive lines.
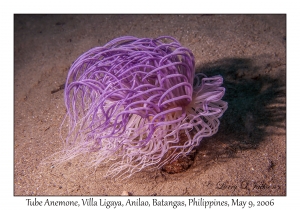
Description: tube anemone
xmin=61 ymin=36 xmax=227 ymax=178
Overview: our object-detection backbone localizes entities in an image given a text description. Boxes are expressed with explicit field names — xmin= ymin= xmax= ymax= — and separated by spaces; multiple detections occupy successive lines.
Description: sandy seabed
xmin=14 ymin=14 xmax=286 ymax=196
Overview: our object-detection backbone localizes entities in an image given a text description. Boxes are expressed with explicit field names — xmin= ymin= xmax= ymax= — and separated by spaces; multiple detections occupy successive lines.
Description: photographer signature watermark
xmin=203 ymin=180 xmax=282 ymax=193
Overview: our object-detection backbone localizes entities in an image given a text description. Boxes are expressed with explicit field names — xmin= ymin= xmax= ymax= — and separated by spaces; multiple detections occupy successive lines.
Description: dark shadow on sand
xmin=192 ymin=57 xmax=286 ymax=170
